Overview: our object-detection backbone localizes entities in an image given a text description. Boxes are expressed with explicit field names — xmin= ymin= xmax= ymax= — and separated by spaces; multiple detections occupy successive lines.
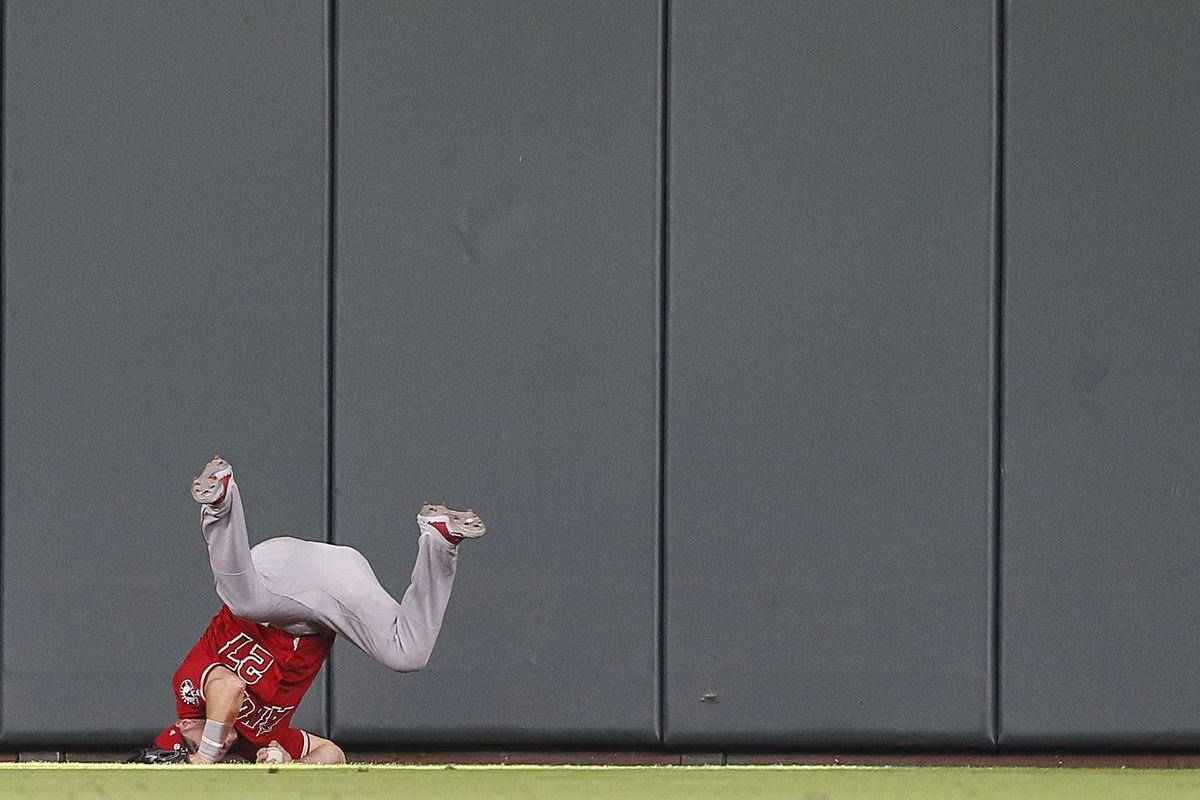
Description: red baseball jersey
xmin=169 ymin=605 xmax=333 ymax=760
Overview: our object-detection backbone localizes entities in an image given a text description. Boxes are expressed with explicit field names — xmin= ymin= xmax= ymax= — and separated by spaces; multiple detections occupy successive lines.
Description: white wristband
xmin=197 ymin=719 xmax=228 ymax=762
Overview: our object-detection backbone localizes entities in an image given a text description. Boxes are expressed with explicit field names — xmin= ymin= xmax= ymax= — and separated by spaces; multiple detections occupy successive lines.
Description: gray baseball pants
xmin=201 ymin=480 xmax=458 ymax=672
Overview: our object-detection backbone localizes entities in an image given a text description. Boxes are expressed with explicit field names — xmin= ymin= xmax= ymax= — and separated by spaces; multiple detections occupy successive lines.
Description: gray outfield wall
xmin=1 ymin=0 xmax=1197 ymax=749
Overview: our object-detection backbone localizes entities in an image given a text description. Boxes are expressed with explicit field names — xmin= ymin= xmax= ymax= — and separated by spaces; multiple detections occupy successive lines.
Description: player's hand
xmin=256 ymin=740 xmax=292 ymax=764
xmin=187 ymin=752 xmax=215 ymax=765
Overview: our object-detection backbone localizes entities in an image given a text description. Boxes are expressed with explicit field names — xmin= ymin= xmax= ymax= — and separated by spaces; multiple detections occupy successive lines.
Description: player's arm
xmin=188 ymin=666 xmax=245 ymax=765
xmin=256 ymin=733 xmax=346 ymax=765
xmin=298 ymin=733 xmax=345 ymax=764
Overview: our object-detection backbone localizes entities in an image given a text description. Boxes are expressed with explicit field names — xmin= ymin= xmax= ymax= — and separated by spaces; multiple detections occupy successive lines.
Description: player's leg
xmin=258 ymin=505 xmax=484 ymax=672
xmin=192 ymin=455 xmax=484 ymax=671
xmin=191 ymin=457 xmax=312 ymax=627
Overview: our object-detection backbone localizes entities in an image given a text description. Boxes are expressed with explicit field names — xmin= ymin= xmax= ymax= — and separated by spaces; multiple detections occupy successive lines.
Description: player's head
xmin=126 ymin=719 xmax=238 ymax=764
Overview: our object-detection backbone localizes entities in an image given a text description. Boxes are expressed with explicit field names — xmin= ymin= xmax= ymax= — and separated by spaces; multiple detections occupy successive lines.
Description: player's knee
xmin=387 ymin=650 xmax=431 ymax=673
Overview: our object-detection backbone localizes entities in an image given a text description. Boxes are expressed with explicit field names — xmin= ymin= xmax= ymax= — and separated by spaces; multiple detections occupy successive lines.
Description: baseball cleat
xmin=191 ymin=456 xmax=233 ymax=505
xmin=418 ymin=503 xmax=485 ymax=544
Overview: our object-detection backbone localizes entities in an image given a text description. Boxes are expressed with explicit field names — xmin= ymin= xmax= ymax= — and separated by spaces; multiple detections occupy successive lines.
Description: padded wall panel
xmin=331 ymin=0 xmax=660 ymax=742
xmin=2 ymin=1 xmax=328 ymax=741
xmin=664 ymin=0 xmax=996 ymax=746
xmin=1000 ymin=0 xmax=1200 ymax=744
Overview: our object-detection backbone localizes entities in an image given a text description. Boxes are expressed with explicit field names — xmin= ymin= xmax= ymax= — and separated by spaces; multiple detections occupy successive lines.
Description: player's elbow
xmin=303 ymin=734 xmax=347 ymax=765
xmin=205 ymin=667 xmax=246 ymax=700
xmin=325 ymin=741 xmax=347 ymax=764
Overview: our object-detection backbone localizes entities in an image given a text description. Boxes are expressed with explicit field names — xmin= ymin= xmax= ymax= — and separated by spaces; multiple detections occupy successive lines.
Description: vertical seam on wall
xmin=656 ymin=0 xmax=670 ymax=745
xmin=0 ymin=0 xmax=7 ymax=739
xmin=0 ymin=0 xmax=6 ymax=739
xmin=325 ymin=0 xmax=338 ymax=741
xmin=990 ymin=0 xmax=1007 ymax=748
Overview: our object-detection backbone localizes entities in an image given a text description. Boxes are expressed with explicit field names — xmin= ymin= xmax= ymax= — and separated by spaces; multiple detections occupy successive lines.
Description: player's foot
xmin=191 ymin=456 xmax=233 ymax=506
xmin=417 ymin=503 xmax=485 ymax=544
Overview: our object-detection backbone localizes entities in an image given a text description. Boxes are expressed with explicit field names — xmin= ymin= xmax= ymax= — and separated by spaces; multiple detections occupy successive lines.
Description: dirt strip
xmin=25 ymin=750 xmax=1200 ymax=768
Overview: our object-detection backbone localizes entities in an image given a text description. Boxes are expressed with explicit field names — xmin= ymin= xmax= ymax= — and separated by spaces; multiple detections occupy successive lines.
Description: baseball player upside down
xmin=127 ymin=456 xmax=484 ymax=764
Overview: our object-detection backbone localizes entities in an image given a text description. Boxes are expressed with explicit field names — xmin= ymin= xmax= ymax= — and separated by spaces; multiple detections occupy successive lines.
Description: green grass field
xmin=4 ymin=764 xmax=1200 ymax=800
